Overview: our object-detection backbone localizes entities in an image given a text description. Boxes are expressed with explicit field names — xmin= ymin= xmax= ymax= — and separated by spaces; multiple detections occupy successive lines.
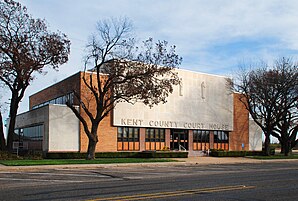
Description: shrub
xmin=23 ymin=150 xmax=43 ymax=160
xmin=209 ymin=150 xmax=264 ymax=157
xmin=44 ymin=151 xmax=188 ymax=159
xmin=0 ymin=151 xmax=19 ymax=160
xmin=262 ymin=147 xmax=275 ymax=155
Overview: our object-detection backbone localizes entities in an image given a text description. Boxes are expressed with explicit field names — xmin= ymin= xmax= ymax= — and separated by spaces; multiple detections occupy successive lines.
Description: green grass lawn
xmin=0 ymin=158 xmax=177 ymax=166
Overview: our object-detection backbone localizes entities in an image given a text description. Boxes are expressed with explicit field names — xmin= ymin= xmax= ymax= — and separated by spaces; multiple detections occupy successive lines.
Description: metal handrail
xmin=179 ymin=144 xmax=187 ymax=151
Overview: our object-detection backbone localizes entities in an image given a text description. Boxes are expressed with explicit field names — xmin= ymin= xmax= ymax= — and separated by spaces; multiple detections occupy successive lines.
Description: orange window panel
xmin=117 ymin=142 xmax=123 ymax=151
xmin=129 ymin=142 xmax=134 ymax=151
xmin=151 ymin=143 xmax=156 ymax=150
xmin=145 ymin=142 xmax=150 ymax=150
xmin=123 ymin=142 xmax=129 ymax=151
xmin=135 ymin=142 xmax=140 ymax=150
xmin=206 ymin=144 xmax=210 ymax=150
xmin=197 ymin=143 xmax=202 ymax=150
xmin=193 ymin=143 xmax=197 ymax=150
xmin=214 ymin=143 xmax=218 ymax=149
xmin=155 ymin=143 xmax=161 ymax=150
xmin=160 ymin=142 xmax=165 ymax=149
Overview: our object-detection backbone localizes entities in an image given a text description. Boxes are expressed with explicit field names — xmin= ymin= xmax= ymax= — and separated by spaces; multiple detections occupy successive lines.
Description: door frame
xmin=170 ymin=129 xmax=188 ymax=150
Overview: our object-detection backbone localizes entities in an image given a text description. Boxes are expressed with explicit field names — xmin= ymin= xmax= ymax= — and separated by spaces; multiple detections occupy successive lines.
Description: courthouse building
xmin=14 ymin=68 xmax=262 ymax=155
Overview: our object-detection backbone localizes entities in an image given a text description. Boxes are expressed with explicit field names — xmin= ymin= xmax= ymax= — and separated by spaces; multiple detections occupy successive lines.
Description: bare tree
xmin=229 ymin=58 xmax=298 ymax=156
xmin=0 ymin=0 xmax=71 ymax=151
xmin=270 ymin=58 xmax=298 ymax=156
xmin=66 ymin=18 xmax=182 ymax=159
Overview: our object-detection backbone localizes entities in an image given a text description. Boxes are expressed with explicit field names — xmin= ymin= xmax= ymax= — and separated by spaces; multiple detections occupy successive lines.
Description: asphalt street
xmin=0 ymin=161 xmax=297 ymax=201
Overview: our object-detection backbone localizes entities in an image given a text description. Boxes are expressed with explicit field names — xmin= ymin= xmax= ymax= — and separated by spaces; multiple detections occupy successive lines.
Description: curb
xmin=0 ymin=157 xmax=297 ymax=172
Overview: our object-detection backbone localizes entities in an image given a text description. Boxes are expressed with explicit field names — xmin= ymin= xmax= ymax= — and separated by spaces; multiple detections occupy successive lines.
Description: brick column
xmin=210 ymin=131 xmax=214 ymax=149
xmin=139 ymin=128 xmax=146 ymax=151
xmin=188 ymin=130 xmax=193 ymax=151
xmin=165 ymin=129 xmax=171 ymax=149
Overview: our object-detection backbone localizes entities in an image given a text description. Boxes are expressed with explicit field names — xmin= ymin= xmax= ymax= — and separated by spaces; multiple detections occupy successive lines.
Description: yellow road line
xmin=87 ymin=185 xmax=255 ymax=201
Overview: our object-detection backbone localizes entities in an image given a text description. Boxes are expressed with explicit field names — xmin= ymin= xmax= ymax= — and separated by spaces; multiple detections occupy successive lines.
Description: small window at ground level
xmin=214 ymin=131 xmax=229 ymax=150
xmin=13 ymin=125 xmax=44 ymax=151
xmin=117 ymin=127 xmax=139 ymax=151
xmin=193 ymin=130 xmax=210 ymax=151
xmin=145 ymin=128 xmax=166 ymax=151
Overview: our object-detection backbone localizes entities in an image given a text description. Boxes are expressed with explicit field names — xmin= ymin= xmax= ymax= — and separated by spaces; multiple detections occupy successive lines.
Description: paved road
xmin=0 ymin=161 xmax=297 ymax=201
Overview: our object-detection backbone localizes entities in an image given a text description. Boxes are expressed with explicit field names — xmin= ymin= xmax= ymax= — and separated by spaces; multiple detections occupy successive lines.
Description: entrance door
xmin=170 ymin=129 xmax=188 ymax=150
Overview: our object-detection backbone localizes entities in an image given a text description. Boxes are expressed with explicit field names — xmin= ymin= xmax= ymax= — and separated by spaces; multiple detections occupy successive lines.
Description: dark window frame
xmin=214 ymin=131 xmax=229 ymax=150
xmin=145 ymin=128 xmax=165 ymax=150
xmin=117 ymin=127 xmax=140 ymax=151
xmin=193 ymin=130 xmax=210 ymax=150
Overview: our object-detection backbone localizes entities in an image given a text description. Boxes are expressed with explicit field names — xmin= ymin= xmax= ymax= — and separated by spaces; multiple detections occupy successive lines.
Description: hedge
xmin=44 ymin=151 xmax=188 ymax=159
xmin=0 ymin=151 xmax=19 ymax=160
xmin=209 ymin=149 xmax=275 ymax=157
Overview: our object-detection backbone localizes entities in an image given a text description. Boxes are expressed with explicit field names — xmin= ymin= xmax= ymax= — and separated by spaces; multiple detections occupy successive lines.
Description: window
xmin=32 ymin=92 xmax=75 ymax=109
xmin=193 ymin=130 xmax=210 ymax=151
xmin=145 ymin=128 xmax=165 ymax=150
xmin=13 ymin=125 xmax=44 ymax=150
xmin=214 ymin=131 xmax=229 ymax=150
xmin=117 ymin=127 xmax=139 ymax=151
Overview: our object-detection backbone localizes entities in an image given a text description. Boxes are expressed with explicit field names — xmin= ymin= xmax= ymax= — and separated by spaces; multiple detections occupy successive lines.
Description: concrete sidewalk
xmin=0 ymin=156 xmax=296 ymax=171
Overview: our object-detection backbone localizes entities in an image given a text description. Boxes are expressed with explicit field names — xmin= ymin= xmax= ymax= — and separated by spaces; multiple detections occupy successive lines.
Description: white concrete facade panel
xmin=48 ymin=105 xmax=79 ymax=152
xmin=249 ymin=120 xmax=263 ymax=151
xmin=114 ymin=69 xmax=234 ymax=131
xmin=15 ymin=105 xmax=79 ymax=152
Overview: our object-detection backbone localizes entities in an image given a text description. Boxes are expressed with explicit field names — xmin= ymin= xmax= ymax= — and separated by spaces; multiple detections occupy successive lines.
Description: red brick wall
xmin=188 ymin=130 xmax=193 ymax=151
xmin=29 ymin=72 xmax=82 ymax=109
xmin=78 ymin=72 xmax=117 ymax=152
xmin=210 ymin=132 xmax=214 ymax=149
xmin=139 ymin=128 xmax=146 ymax=151
xmin=165 ymin=129 xmax=171 ymax=149
xmin=229 ymin=93 xmax=249 ymax=151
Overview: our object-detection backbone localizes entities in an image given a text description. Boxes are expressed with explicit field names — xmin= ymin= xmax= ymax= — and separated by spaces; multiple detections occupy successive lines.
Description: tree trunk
xmin=279 ymin=130 xmax=291 ymax=156
xmin=282 ymin=139 xmax=291 ymax=156
xmin=280 ymin=143 xmax=284 ymax=154
xmin=280 ymin=136 xmax=286 ymax=154
xmin=263 ymin=134 xmax=271 ymax=156
xmin=0 ymin=111 xmax=6 ymax=151
xmin=86 ymin=125 xmax=99 ymax=160
xmin=7 ymin=93 xmax=20 ymax=152
xmin=87 ymin=138 xmax=98 ymax=160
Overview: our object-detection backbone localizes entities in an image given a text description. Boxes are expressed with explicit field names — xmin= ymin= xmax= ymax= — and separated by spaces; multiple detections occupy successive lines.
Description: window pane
xmin=117 ymin=127 xmax=122 ymax=138
xmin=160 ymin=130 xmax=165 ymax=139
xmin=134 ymin=128 xmax=139 ymax=140
xmin=150 ymin=129 xmax=154 ymax=139
xmin=128 ymin=128 xmax=134 ymax=139
xmin=193 ymin=130 xmax=197 ymax=142
xmin=123 ymin=128 xmax=128 ymax=138
xmin=155 ymin=129 xmax=159 ymax=139
xmin=198 ymin=130 xmax=202 ymax=142
xmin=145 ymin=129 xmax=149 ymax=141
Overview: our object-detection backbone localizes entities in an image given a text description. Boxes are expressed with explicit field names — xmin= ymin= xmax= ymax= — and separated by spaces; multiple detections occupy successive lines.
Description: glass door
xmin=170 ymin=129 xmax=188 ymax=150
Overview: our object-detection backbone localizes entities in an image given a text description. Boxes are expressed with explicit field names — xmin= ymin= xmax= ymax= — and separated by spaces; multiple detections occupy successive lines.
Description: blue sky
xmin=2 ymin=0 xmax=298 ymax=115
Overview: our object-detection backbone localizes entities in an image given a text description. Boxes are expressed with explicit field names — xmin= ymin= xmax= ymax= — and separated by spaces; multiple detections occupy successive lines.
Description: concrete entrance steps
xmin=188 ymin=150 xmax=207 ymax=157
